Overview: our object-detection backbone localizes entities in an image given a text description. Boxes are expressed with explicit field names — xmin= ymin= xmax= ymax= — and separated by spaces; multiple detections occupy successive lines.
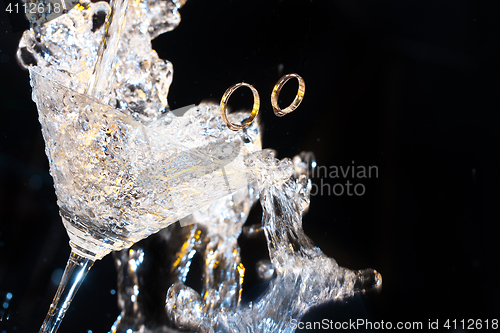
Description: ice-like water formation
xmin=112 ymin=152 xmax=381 ymax=333
xmin=18 ymin=0 xmax=381 ymax=331
xmin=22 ymin=0 xmax=266 ymax=260
xmin=19 ymin=0 xmax=184 ymax=122
xmin=30 ymin=67 xmax=267 ymax=260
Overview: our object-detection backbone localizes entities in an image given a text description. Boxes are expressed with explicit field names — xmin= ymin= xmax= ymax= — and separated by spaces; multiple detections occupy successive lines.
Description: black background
xmin=1 ymin=0 xmax=500 ymax=332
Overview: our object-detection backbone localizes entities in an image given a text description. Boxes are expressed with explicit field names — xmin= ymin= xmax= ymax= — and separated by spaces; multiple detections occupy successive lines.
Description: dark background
xmin=1 ymin=0 xmax=499 ymax=332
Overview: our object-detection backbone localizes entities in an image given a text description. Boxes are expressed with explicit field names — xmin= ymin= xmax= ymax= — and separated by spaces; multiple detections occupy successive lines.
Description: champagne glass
xmin=30 ymin=68 xmax=256 ymax=332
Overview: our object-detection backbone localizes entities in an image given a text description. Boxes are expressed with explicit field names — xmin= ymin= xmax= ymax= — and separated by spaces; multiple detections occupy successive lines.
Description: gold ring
xmin=220 ymin=82 xmax=260 ymax=131
xmin=271 ymin=73 xmax=305 ymax=117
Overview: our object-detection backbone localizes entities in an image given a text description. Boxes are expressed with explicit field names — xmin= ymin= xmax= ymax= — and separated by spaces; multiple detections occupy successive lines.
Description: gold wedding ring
xmin=220 ymin=82 xmax=260 ymax=131
xmin=271 ymin=73 xmax=305 ymax=117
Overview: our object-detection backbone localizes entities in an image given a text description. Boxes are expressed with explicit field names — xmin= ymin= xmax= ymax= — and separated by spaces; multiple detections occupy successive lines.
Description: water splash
xmin=86 ymin=0 xmax=130 ymax=102
xmin=112 ymin=152 xmax=381 ymax=333
xmin=18 ymin=0 xmax=184 ymax=122
xmin=17 ymin=0 xmax=381 ymax=331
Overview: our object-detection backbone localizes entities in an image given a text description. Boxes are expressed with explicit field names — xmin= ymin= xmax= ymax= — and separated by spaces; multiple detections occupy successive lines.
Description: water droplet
xmin=51 ymin=268 xmax=64 ymax=285
xmin=278 ymin=63 xmax=284 ymax=75
xmin=256 ymin=259 xmax=274 ymax=281
xmin=353 ymin=269 xmax=382 ymax=293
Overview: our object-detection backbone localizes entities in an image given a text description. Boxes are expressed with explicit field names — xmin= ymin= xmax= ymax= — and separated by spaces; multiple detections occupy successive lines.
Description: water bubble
xmin=256 ymin=259 xmax=274 ymax=281
xmin=51 ymin=268 xmax=64 ymax=285
xmin=278 ymin=63 xmax=284 ymax=75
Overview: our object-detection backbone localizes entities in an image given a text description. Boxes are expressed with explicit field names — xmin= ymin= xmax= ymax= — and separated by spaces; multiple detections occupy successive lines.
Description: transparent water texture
xmin=30 ymin=68 xmax=268 ymax=260
xmin=18 ymin=0 xmax=184 ymax=122
xmin=19 ymin=0 xmax=381 ymax=331
xmin=112 ymin=152 xmax=381 ymax=333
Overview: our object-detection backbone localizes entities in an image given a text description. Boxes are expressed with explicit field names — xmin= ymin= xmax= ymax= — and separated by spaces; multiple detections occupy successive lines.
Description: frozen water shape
xmin=29 ymin=67 xmax=264 ymax=260
xmin=18 ymin=0 xmax=183 ymax=122
xmin=18 ymin=0 xmax=381 ymax=331
xmin=112 ymin=153 xmax=381 ymax=333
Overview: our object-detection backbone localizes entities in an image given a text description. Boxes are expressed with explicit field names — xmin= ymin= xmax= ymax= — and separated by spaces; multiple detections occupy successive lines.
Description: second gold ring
xmin=271 ymin=73 xmax=305 ymax=117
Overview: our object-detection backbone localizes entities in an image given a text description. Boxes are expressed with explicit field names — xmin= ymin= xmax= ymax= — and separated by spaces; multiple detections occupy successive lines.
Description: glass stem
xmin=39 ymin=250 xmax=94 ymax=333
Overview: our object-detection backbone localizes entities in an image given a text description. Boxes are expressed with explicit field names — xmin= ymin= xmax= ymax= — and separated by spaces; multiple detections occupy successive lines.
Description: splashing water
xmin=86 ymin=0 xmax=130 ymax=102
xmin=18 ymin=0 xmax=183 ymax=122
xmin=18 ymin=0 xmax=381 ymax=331
xmin=112 ymin=152 xmax=381 ymax=333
